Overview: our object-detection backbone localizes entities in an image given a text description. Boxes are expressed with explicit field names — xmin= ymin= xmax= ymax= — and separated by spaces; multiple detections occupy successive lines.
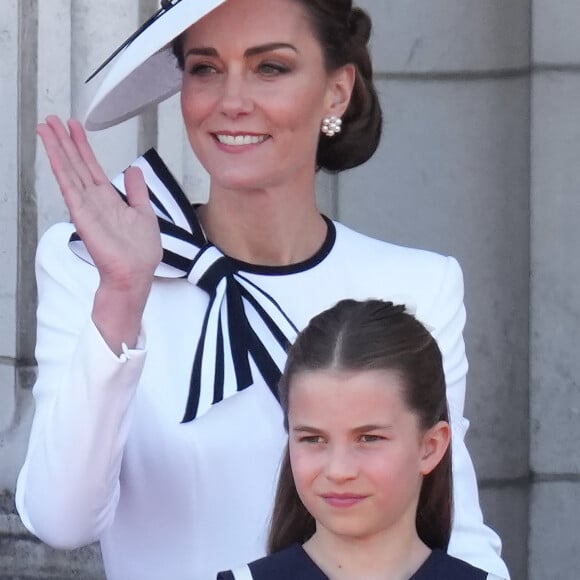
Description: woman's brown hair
xmin=268 ymin=299 xmax=452 ymax=553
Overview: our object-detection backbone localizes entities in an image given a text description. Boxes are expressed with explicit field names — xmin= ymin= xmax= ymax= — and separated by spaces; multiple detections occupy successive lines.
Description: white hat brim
xmin=84 ymin=0 xmax=226 ymax=131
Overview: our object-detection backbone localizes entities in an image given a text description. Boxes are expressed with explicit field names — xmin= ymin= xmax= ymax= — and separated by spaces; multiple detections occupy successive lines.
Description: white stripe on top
xmin=230 ymin=564 xmax=253 ymax=580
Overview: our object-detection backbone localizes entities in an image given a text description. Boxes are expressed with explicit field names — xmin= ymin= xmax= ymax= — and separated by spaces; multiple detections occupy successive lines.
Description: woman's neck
xmin=303 ymin=525 xmax=431 ymax=580
xmin=197 ymin=183 xmax=327 ymax=266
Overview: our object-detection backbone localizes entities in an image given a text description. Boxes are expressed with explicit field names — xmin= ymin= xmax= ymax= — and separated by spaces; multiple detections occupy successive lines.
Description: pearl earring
xmin=321 ymin=115 xmax=342 ymax=137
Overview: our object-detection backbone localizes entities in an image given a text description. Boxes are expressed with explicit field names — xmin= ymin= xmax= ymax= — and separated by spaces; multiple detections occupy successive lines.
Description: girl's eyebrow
xmin=292 ymin=425 xmax=323 ymax=434
xmin=353 ymin=424 xmax=393 ymax=433
xmin=185 ymin=42 xmax=299 ymax=59
xmin=291 ymin=424 xmax=394 ymax=434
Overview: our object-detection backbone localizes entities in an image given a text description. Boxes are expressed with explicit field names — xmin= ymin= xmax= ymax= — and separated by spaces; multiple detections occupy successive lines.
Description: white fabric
xmin=16 ymin=220 xmax=510 ymax=580
xmin=230 ymin=565 xmax=253 ymax=580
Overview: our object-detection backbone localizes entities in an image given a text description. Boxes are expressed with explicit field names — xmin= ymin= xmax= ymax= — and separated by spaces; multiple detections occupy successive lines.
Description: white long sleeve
xmin=16 ymin=223 xmax=147 ymax=548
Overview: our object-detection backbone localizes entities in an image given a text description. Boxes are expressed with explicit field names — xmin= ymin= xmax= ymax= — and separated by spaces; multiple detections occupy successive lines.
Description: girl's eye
xmin=258 ymin=62 xmax=291 ymax=76
xmin=360 ymin=434 xmax=384 ymax=443
xmin=300 ymin=435 xmax=324 ymax=444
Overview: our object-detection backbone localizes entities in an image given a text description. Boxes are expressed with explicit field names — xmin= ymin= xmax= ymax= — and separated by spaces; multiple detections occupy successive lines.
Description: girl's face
xmin=288 ymin=369 xmax=448 ymax=542
xmin=179 ymin=0 xmax=354 ymax=193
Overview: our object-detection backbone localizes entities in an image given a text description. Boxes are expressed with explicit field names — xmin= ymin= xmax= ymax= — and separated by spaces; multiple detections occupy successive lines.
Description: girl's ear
xmin=324 ymin=64 xmax=356 ymax=118
xmin=419 ymin=421 xmax=451 ymax=476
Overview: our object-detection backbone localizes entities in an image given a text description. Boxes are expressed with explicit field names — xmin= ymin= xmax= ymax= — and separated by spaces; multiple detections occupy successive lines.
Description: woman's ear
xmin=325 ymin=64 xmax=356 ymax=118
xmin=419 ymin=421 xmax=451 ymax=476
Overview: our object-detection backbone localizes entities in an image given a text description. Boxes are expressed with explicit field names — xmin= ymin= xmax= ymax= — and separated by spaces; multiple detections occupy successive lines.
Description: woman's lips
xmin=214 ymin=133 xmax=269 ymax=146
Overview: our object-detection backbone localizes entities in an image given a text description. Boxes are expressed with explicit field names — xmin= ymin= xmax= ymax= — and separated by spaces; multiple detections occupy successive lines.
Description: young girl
xmin=218 ymin=299 xmax=489 ymax=579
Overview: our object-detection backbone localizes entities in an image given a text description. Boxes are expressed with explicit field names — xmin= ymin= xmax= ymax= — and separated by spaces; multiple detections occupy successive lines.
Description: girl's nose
xmin=219 ymin=71 xmax=254 ymax=118
xmin=324 ymin=446 xmax=358 ymax=482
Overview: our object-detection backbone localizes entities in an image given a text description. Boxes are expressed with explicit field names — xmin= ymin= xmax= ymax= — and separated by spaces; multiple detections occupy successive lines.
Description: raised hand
xmin=38 ymin=116 xmax=163 ymax=352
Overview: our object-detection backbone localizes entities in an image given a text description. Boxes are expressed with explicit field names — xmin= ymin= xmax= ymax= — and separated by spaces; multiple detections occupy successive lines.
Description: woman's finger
xmin=37 ymin=122 xmax=85 ymax=201
xmin=124 ymin=166 xmax=152 ymax=212
xmin=68 ymin=118 xmax=110 ymax=186
xmin=45 ymin=115 xmax=95 ymax=189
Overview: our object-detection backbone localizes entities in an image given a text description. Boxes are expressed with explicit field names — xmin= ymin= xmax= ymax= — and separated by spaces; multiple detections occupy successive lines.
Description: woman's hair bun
xmin=311 ymin=3 xmax=382 ymax=172
xmin=348 ymin=8 xmax=372 ymax=45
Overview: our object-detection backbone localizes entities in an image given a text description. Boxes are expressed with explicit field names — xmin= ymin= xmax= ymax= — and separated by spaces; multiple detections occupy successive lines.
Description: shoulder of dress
xmin=428 ymin=550 xmax=489 ymax=578
xmin=247 ymin=544 xmax=309 ymax=578
xmin=332 ymin=221 xmax=458 ymax=277
xmin=37 ymin=222 xmax=77 ymax=260
xmin=35 ymin=222 xmax=100 ymax=292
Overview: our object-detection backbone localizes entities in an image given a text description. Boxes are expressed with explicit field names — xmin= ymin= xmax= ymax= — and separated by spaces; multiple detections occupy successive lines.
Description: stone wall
xmin=529 ymin=2 xmax=580 ymax=579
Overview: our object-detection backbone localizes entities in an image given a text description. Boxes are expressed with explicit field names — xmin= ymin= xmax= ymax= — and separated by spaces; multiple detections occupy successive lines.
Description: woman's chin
xmin=209 ymin=172 xmax=281 ymax=194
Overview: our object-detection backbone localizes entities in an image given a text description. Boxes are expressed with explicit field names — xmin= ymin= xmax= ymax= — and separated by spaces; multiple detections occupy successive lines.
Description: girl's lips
xmin=322 ymin=494 xmax=368 ymax=508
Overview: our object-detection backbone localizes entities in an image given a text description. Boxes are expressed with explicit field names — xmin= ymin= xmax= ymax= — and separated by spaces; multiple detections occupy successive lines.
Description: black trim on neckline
xmin=204 ymin=214 xmax=336 ymax=277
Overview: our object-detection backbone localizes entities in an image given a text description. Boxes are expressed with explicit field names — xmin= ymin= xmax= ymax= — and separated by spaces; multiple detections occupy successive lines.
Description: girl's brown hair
xmin=268 ymin=299 xmax=452 ymax=553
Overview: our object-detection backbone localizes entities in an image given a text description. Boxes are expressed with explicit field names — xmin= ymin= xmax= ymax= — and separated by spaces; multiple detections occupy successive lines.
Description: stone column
xmin=530 ymin=1 xmax=580 ymax=578
xmin=0 ymin=1 xmax=19 ymax=442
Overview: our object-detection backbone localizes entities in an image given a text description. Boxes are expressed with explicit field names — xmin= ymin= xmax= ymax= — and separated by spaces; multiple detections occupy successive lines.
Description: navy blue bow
xmin=69 ymin=149 xmax=298 ymax=422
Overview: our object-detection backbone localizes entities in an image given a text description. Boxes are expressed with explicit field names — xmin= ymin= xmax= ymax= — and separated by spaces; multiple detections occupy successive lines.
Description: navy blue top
xmin=217 ymin=544 xmax=488 ymax=579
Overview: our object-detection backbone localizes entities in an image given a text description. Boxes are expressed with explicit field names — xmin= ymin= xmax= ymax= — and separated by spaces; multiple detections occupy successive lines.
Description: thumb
xmin=124 ymin=166 xmax=151 ymax=210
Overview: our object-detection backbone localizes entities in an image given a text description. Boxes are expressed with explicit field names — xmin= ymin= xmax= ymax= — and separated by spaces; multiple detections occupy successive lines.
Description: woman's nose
xmin=324 ymin=446 xmax=358 ymax=482
xmin=219 ymin=71 xmax=254 ymax=118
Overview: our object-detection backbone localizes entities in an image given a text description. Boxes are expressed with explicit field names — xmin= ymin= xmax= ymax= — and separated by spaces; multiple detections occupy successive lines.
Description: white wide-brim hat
xmin=84 ymin=0 xmax=226 ymax=131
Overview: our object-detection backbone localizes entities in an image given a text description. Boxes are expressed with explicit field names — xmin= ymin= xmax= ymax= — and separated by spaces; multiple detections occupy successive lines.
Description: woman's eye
xmin=258 ymin=62 xmax=291 ymax=76
xmin=189 ymin=64 xmax=218 ymax=76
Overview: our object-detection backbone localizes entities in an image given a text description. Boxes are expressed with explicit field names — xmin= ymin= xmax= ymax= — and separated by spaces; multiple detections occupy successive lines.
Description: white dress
xmin=16 ymin=151 xmax=510 ymax=580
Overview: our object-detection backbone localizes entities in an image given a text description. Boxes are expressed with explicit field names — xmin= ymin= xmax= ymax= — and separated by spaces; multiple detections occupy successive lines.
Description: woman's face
xmin=179 ymin=0 xmax=353 ymax=193
xmin=288 ymin=369 xmax=446 ymax=542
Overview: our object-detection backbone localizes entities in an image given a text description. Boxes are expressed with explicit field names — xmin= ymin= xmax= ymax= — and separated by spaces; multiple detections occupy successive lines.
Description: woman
xmin=219 ymin=299 xmax=488 ymax=579
xmin=16 ymin=1 xmax=509 ymax=579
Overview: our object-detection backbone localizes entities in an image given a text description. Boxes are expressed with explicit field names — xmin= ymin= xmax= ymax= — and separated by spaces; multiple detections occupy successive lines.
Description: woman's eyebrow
xmin=185 ymin=47 xmax=219 ymax=58
xmin=185 ymin=42 xmax=298 ymax=59
xmin=244 ymin=42 xmax=298 ymax=57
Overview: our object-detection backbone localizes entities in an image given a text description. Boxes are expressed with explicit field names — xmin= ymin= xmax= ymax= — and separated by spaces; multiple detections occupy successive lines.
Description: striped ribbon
xmin=69 ymin=149 xmax=298 ymax=422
